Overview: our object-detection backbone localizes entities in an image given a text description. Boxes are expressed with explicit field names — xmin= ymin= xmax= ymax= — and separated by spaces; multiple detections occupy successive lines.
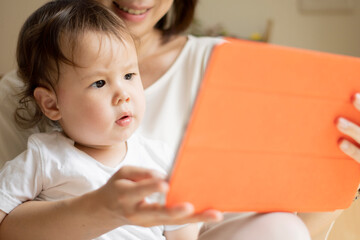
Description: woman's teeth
xmin=120 ymin=6 xmax=147 ymax=15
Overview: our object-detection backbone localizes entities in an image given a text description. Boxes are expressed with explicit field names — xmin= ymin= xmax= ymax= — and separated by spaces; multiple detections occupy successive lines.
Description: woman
xmin=0 ymin=0 xmax=357 ymax=239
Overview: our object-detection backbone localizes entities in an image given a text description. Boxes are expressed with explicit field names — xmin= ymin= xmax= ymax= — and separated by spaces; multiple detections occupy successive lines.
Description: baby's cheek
xmin=85 ymin=107 xmax=112 ymax=127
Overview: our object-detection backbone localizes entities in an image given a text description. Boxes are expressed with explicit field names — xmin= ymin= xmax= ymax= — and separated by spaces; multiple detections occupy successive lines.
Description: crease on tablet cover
xmin=166 ymin=38 xmax=360 ymax=213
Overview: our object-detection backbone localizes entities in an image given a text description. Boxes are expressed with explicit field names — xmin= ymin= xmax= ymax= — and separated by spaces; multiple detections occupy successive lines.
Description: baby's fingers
xmin=135 ymin=203 xmax=222 ymax=226
xmin=127 ymin=179 xmax=169 ymax=202
xmin=112 ymin=166 xmax=166 ymax=182
xmin=178 ymin=208 xmax=223 ymax=224
xmin=339 ymin=139 xmax=360 ymax=164
xmin=164 ymin=205 xmax=222 ymax=223
xmin=337 ymin=117 xmax=360 ymax=143
xmin=139 ymin=202 xmax=195 ymax=221
xmin=123 ymin=202 xmax=192 ymax=226
xmin=111 ymin=178 xmax=168 ymax=207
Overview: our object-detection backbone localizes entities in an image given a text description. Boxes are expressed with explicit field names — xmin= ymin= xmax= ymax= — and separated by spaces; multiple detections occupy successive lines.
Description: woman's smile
xmin=112 ymin=1 xmax=151 ymax=22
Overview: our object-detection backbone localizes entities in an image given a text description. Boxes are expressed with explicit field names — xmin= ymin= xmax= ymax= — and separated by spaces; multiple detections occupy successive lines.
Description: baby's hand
xmin=92 ymin=166 xmax=222 ymax=227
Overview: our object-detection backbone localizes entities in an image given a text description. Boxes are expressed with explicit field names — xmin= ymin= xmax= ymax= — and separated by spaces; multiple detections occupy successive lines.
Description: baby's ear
xmin=33 ymin=87 xmax=61 ymax=121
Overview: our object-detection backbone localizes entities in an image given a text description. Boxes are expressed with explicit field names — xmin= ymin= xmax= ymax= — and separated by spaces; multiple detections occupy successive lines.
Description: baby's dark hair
xmin=15 ymin=0 xmax=130 ymax=129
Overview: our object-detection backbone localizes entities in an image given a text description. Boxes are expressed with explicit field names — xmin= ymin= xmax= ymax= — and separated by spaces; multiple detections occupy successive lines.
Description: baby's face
xmin=55 ymin=31 xmax=145 ymax=148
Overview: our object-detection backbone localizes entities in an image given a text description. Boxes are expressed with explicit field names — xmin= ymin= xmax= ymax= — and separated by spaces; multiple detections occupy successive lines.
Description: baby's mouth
xmin=116 ymin=114 xmax=133 ymax=127
xmin=113 ymin=2 xmax=148 ymax=15
xmin=120 ymin=115 xmax=129 ymax=120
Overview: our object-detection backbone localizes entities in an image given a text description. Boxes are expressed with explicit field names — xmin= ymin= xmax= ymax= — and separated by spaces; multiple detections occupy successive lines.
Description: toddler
xmin=0 ymin=0 xmax=219 ymax=239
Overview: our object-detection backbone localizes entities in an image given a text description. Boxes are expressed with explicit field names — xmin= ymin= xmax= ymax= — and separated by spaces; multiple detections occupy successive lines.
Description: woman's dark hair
xmin=156 ymin=0 xmax=198 ymax=39
xmin=15 ymin=0 xmax=130 ymax=129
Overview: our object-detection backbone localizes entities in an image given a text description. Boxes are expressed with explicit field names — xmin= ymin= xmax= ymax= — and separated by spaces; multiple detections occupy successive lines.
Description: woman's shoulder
xmin=0 ymin=70 xmax=24 ymax=100
xmin=187 ymin=35 xmax=225 ymax=46
xmin=177 ymin=35 xmax=225 ymax=66
xmin=0 ymin=70 xmax=37 ymax=164
xmin=185 ymin=35 xmax=225 ymax=53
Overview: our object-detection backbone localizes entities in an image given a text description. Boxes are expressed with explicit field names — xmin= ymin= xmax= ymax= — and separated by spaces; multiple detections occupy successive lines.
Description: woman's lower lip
xmin=113 ymin=7 xmax=149 ymax=23
xmin=116 ymin=116 xmax=132 ymax=127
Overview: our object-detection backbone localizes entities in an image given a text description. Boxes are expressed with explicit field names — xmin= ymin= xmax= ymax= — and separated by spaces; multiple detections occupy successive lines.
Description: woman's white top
xmin=138 ymin=35 xmax=223 ymax=157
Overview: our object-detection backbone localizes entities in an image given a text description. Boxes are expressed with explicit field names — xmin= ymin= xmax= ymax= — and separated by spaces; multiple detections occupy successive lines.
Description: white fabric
xmin=0 ymin=131 xmax=181 ymax=239
xmin=138 ymin=36 xmax=224 ymax=157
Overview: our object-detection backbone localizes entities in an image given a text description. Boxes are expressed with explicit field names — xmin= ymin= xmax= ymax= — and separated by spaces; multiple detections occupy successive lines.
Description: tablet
xmin=166 ymin=38 xmax=360 ymax=212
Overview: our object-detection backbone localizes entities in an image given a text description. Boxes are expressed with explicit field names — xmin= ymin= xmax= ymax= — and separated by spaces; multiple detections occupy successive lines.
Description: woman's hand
xmin=337 ymin=93 xmax=360 ymax=163
xmin=298 ymin=94 xmax=360 ymax=240
xmin=90 ymin=166 xmax=223 ymax=228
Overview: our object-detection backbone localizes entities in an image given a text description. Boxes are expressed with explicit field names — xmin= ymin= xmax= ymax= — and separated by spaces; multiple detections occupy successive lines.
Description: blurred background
xmin=1 ymin=0 xmax=360 ymax=75
xmin=0 ymin=0 xmax=359 ymax=239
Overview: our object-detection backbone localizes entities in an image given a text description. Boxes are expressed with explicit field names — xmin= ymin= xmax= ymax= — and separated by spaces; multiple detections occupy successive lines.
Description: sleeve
xmin=0 ymin=141 xmax=43 ymax=214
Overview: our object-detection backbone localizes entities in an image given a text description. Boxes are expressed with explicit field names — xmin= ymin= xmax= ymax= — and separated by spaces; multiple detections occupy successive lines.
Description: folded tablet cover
xmin=166 ymin=38 xmax=360 ymax=212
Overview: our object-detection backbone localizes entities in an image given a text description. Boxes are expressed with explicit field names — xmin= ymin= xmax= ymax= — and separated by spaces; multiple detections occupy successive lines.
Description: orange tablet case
xmin=166 ymin=38 xmax=360 ymax=212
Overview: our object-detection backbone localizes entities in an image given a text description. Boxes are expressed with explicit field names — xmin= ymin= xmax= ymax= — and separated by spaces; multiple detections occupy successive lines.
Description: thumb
xmin=111 ymin=166 xmax=166 ymax=182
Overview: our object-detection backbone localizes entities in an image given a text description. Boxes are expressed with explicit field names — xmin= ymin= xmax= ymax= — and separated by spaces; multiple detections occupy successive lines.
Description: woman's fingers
xmin=353 ymin=93 xmax=360 ymax=111
xmin=337 ymin=117 xmax=360 ymax=143
xmin=335 ymin=94 xmax=360 ymax=163
xmin=339 ymin=139 xmax=360 ymax=163
xmin=336 ymin=117 xmax=360 ymax=163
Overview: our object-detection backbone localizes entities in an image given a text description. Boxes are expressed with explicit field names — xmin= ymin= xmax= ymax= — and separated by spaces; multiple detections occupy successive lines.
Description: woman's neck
xmin=136 ymin=30 xmax=187 ymax=89
xmin=74 ymin=141 xmax=127 ymax=168
xmin=136 ymin=29 xmax=163 ymax=61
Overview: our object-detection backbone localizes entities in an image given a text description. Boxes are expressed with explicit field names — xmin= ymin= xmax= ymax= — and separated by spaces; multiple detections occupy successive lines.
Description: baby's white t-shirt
xmin=0 ymin=131 xmax=180 ymax=239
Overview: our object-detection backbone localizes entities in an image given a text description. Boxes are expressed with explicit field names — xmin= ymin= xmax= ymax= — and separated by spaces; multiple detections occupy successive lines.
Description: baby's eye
xmin=124 ymin=73 xmax=135 ymax=80
xmin=91 ymin=80 xmax=106 ymax=88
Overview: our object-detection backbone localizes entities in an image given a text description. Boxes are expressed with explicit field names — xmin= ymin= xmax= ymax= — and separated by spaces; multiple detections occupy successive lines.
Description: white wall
xmin=1 ymin=0 xmax=360 ymax=74
xmin=195 ymin=0 xmax=360 ymax=57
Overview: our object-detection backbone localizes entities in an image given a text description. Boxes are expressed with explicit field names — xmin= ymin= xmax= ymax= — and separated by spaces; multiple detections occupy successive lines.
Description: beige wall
xmin=0 ymin=0 xmax=48 ymax=75
xmin=1 ymin=0 xmax=360 ymax=74
xmin=196 ymin=0 xmax=360 ymax=57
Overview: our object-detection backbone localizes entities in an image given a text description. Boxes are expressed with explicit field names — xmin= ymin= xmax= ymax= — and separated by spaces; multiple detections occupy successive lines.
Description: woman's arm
xmin=0 ymin=166 xmax=221 ymax=240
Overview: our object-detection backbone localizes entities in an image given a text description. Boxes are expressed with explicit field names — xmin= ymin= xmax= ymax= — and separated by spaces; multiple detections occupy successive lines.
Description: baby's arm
xmin=0 ymin=166 xmax=221 ymax=239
